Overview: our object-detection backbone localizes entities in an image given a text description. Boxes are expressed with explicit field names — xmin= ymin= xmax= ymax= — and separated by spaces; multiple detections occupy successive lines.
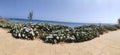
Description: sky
xmin=0 ymin=0 xmax=120 ymax=23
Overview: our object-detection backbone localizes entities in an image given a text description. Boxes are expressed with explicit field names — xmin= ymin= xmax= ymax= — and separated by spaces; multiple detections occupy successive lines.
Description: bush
xmin=0 ymin=19 xmax=120 ymax=44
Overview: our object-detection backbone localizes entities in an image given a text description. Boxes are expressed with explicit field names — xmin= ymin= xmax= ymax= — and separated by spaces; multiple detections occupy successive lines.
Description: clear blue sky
xmin=0 ymin=0 xmax=120 ymax=23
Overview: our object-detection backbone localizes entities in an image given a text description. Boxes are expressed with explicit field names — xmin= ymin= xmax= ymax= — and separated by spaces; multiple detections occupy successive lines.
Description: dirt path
xmin=0 ymin=28 xmax=120 ymax=55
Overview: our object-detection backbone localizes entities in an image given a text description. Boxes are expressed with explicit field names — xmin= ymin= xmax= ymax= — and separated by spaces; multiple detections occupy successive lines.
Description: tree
xmin=28 ymin=11 xmax=33 ymax=20
xmin=118 ymin=18 xmax=120 ymax=24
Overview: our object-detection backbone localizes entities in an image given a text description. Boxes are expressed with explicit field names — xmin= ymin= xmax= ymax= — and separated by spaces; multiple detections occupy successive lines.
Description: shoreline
xmin=0 ymin=28 xmax=120 ymax=55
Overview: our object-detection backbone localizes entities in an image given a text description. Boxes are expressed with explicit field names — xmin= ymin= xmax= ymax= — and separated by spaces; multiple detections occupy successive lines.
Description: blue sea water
xmin=8 ymin=18 xmax=106 ymax=27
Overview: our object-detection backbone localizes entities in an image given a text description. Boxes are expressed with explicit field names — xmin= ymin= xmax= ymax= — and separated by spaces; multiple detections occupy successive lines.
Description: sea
xmin=8 ymin=18 xmax=111 ymax=27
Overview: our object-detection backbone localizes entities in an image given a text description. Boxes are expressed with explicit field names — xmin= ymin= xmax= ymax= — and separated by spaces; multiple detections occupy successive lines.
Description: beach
xmin=0 ymin=28 xmax=120 ymax=55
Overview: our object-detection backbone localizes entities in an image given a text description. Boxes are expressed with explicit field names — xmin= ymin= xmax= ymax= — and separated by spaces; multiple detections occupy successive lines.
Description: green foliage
xmin=0 ymin=18 xmax=120 ymax=44
xmin=118 ymin=18 xmax=120 ymax=24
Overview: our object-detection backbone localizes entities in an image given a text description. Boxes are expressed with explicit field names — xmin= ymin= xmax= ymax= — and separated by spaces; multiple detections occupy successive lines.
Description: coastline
xmin=9 ymin=18 xmax=113 ymax=27
xmin=0 ymin=28 xmax=120 ymax=55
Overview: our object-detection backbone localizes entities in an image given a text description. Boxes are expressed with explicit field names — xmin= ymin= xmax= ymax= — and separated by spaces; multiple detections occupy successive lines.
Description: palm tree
xmin=28 ymin=11 xmax=33 ymax=20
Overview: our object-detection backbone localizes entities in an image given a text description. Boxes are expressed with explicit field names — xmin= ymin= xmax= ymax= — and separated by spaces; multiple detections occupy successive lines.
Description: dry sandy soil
xmin=0 ymin=28 xmax=120 ymax=55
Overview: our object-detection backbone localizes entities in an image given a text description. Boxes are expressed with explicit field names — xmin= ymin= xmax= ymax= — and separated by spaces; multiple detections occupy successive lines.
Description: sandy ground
xmin=0 ymin=28 xmax=120 ymax=55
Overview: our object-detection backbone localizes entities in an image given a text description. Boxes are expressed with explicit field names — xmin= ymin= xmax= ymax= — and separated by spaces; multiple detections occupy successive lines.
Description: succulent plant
xmin=1 ymin=18 xmax=120 ymax=44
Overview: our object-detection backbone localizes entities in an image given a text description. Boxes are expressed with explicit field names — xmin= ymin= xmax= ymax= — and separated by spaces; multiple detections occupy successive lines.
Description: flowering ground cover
xmin=0 ymin=18 xmax=120 ymax=44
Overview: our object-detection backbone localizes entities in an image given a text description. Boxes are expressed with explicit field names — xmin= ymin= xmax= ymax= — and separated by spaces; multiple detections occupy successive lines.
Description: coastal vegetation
xmin=0 ymin=18 xmax=120 ymax=44
xmin=118 ymin=18 xmax=120 ymax=24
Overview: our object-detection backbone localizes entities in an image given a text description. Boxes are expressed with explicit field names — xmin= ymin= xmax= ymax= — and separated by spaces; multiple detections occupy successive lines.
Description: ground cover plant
xmin=0 ymin=18 xmax=120 ymax=44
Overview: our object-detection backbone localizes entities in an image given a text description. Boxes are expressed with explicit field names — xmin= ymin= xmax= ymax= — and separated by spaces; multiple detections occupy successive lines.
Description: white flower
xmin=22 ymin=34 xmax=25 ymax=37
xmin=18 ymin=33 xmax=21 ymax=37
xmin=54 ymin=40 xmax=57 ymax=44
xmin=67 ymin=36 xmax=70 ymax=38
xmin=61 ymin=34 xmax=64 ymax=36
xmin=70 ymin=36 xmax=75 ymax=40
xmin=25 ymin=36 xmax=28 ymax=39
xmin=56 ymin=36 xmax=59 ymax=40
xmin=35 ymin=31 xmax=39 ymax=34
xmin=34 ymin=28 xmax=37 ymax=31
xmin=46 ymin=35 xmax=53 ymax=39
xmin=24 ymin=27 xmax=31 ymax=32
xmin=45 ymin=38 xmax=48 ymax=42
xmin=60 ymin=37 xmax=63 ymax=40
xmin=14 ymin=34 xmax=17 ymax=37
xmin=29 ymin=29 xmax=35 ymax=36
xmin=81 ymin=32 xmax=86 ymax=34
xmin=33 ymin=37 xmax=35 ymax=40
xmin=63 ymin=36 xmax=66 ymax=38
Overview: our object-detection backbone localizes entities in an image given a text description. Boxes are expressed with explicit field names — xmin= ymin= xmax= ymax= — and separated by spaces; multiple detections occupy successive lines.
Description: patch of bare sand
xmin=0 ymin=28 xmax=120 ymax=55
